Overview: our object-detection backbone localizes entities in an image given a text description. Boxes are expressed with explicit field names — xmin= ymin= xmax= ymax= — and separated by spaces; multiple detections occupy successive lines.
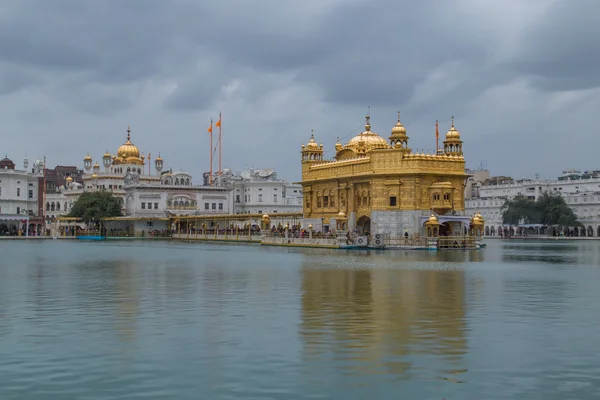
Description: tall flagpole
xmin=209 ymin=118 xmax=213 ymax=186
xmin=435 ymin=120 xmax=439 ymax=154
xmin=43 ymin=156 xmax=46 ymax=232
xmin=218 ymin=111 xmax=222 ymax=176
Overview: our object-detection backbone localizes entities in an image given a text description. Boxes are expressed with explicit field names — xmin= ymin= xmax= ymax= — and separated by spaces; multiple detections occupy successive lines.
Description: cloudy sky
xmin=0 ymin=0 xmax=598 ymax=181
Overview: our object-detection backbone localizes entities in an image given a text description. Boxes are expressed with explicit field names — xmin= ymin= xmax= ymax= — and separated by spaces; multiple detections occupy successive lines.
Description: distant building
xmin=219 ymin=168 xmax=303 ymax=215
xmin=465 ymin=169 xmax=600 ymax=237
xmin=44 ymin=165 xmax=84 ymax=194
xmin=0 ymin=156 xmax=45 ymax=235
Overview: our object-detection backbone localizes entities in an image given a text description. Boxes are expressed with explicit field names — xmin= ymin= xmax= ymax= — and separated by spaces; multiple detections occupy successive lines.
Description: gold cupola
xmin=83 ymin=154 xmax=92 ymax=171
xmin=443 ymin=116 xmax=463 ymax=156
xmin=301 ymin=130 xmax=323 ymax=163
xmin=389 ymin=111 xmax=410 ymax=151
xmin=344 ymin=115 xmax=389 ymax=154
xmin=335 ymin=137 xmax=343 ymax=152
xmin=113 ymin=126 xmax=144 ymax=165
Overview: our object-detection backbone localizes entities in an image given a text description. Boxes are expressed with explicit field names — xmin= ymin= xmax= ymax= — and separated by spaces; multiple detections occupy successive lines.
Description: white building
xmin=0 ymin=156 xmax=44 ymax=235
xmin=51 ymin=127 xmax=232 ymax=235
xmin=222 ymin=168 xmax=303 ymax=215
xmin=465 ymin=169 xmax=600 ymax=237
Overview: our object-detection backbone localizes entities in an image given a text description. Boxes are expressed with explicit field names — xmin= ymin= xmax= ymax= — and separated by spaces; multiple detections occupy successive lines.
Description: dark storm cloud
xmin=510 ymin=0 xmax=600 ymax=92
xmin=1 ymin=0 xmax=600 ymax=180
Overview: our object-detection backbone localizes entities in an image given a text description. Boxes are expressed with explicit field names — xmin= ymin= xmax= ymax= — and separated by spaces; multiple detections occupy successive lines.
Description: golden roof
xmin=103 ymin=150 xmax=111 ymax=158
xmin=446 ymin=116 xmax=461 ymax=140
xmin=390 ymin=111 xmax=407 ymax=137
xmin=155 ymin=153 xmax=163 ymax=162
xmin=113 ymin=126 xmax=144 ymax=165
xmin=425 ymin=213 xmax=440 ymax=225
xmin=66 ymin=176 xmax=73 ymax=183
xmin=84 ymin=154 xmax=92 ymax=161
xmin=345 ymin=116 xmax=389 ymax=153
xmin=305 ymin=130 xmax=320 ymax=150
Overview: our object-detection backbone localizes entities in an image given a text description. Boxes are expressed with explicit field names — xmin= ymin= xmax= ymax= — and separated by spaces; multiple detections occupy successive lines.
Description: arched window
xmin=443 ymin=193 xmax=450 ymax=201
xmin=186 ymin=178 xmax=190 ymax=185
xmin=316 ymin=191 xmax=322 ymax=208
xmin=46 ymin=202 xmax=50 ymax=211
xmin=175 ymin=178 xmax=179 ymax=185
xmin=56 ymin=202 xmax=60 ymax=211
xmin=51 ymin=203 xmax=55 ymax=211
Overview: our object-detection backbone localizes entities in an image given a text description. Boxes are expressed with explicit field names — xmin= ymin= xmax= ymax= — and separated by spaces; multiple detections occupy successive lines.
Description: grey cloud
xmin=509 ymin=0 xmax=600 ymax=91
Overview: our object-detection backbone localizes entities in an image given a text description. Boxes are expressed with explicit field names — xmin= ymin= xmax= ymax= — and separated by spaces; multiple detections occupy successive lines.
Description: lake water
xmin=0 ymin=239 xmax=599 ymax=399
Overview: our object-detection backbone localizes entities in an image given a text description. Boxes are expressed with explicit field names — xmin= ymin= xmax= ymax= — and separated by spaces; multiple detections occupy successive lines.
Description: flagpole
xmin=209 ymin=119 xmax=213 ymax=186
xmin=435 ymin=120 xmax=439 ymax=154
xmin=218 ymin=111 xmax=222 ymax=177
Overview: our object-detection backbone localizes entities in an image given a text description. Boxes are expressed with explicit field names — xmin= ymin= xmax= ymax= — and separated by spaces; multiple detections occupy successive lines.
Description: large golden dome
xmin=113 ymin=127 xmax=144 ymax=165
xmin=344 ymin=116 xmax=389 ymax=153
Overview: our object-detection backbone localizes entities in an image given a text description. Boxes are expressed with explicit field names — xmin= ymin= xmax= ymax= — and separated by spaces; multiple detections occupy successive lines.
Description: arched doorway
xmin=356 ymin=215 xmax=371 ymax=235
xmin=439 ymin=222 xmax=451 ymax=236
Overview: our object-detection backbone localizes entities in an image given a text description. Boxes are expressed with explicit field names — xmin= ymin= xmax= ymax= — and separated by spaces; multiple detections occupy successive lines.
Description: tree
xmin=501 ymin=193 xmax=580 ymax=227
xmin=501 ymin=195 xmax=536 ymax=225
xmin=68 ymin=191 xmax=123 ymax=224
xmin=535 ymin=192 xmax=580 ymax=227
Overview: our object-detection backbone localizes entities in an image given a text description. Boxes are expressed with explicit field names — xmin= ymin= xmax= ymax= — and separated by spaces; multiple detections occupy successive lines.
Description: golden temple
xmin=300 ymin=113 xmax=470 ymax=236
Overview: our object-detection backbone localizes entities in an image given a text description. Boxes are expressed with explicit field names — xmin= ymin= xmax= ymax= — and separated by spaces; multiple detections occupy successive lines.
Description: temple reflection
xmin=300 ymin=262 xmax=468 ymax=379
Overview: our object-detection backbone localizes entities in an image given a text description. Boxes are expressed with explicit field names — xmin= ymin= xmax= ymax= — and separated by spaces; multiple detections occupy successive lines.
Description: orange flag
xmin=208 ymin=124 xmax=212 ymax=134
xmin=215 ymin=117 xmax=221 ymax=128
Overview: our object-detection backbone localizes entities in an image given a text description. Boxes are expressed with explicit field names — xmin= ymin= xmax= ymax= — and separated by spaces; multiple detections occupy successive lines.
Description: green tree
xmin=535 ymin=192 xmax=580 ymax=227
xmin=501 ymin=193 xmax=580 ymax=227
xmin=501 ymin=195 xmax=537 ymax=225
xmin=68 ymin=191 xmax=123 ymax=224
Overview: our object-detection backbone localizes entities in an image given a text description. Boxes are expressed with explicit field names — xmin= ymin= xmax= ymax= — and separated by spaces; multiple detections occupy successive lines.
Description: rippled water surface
xmin=1 ymin=239 xmax=599 ymax=399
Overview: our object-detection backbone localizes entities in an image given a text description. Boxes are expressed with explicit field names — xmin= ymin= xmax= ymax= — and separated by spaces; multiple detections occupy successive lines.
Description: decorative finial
xmin=397 ymin=111 xmax=401 ymax=122
xmin=336 ymin=136 xmax=340 ymax=142
xmin=127 ymin=125 xmax=131 ymax=140
xmin=365 ymin=115 xmax=371 ymax=131
xmin=451 ymin=116 xmax=454 ymax=127
xmin=310 ymin=129 xmax=314 ymax=139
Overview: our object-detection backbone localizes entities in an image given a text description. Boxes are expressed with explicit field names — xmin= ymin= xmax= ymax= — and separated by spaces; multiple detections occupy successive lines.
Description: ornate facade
xmin=300 ymin=114 xmax=471 ymax=236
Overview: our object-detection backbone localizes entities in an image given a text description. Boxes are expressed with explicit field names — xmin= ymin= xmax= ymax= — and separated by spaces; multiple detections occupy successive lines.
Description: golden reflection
xmin=300 ymin=264 xmax=467 ymax=379
xmin=114 ymin=262 xmax=139 ymax=346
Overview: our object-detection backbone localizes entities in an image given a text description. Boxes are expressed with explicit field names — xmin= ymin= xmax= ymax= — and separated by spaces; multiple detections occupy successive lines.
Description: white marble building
xmin=0 ymin=156 xmax=44 ymax=235
xmin=51 ymin=127 xmax=232 ymax=234
xmin=465 ymin=170 xmax=600 ymax=237
xmin=222 ymin=168 xmax=303 ymax=215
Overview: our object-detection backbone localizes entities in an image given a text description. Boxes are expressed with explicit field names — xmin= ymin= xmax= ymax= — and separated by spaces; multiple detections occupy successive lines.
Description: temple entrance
xmin=356 ymin=216 xmax=371 ymax=235
xmin=439 ymin=222 xmax=451 ymax=236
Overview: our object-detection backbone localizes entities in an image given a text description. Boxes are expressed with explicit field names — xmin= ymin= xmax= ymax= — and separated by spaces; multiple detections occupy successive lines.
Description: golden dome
xmin=66 ymin=176 xmax=73 ymax=183
xmin=93 ymin=162 xmax=99 ymax=168
xmin=446 ymin=116 xmax=461 ymax=140
xmin=345 ymin=116 xmax=389 ymax=153
xmin=155 ymin=154 xmax=163 ymax=162
xmin=262 ymin=213 xmax=270 ymax=222
xmin=113 ymin=126 xmax=144 ymax=165
xmin=390 ymin=111 xmax=407 ymax=136
xmin=338 ymin=210 xmax=347 ymax=218
xmin=425 ymin=213 xmax=440 ymax=225
xmin=84 ymin=154 xmax=92 ymax=161
xmin=103 ymin=150 xmax=111 ymax=158
xmin=306 ymin=130 xmax=319 ymax=150
xmin=335 ymin=137 xmax=343 ymax=152
xmin=91 ymin=173 xmax=98 ymax=179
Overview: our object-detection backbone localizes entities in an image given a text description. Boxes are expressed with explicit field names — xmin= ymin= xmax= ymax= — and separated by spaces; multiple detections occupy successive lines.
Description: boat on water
xmin=77 ymin=236 xmax=106 ymax=241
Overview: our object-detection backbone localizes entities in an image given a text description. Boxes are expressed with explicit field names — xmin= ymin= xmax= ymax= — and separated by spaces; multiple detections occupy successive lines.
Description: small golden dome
xmin=426 ymin=213 xmax=440 ymax=225
xmin=390 ymin=111 xmax=407 ymax=136
xmin=446 ymin=116 xmax=461 ymax=140
xmin=84 ymin=154 xmax=92 ymax=161
xmin=338 ymin=210 xmax=346 ymax=218
xmin=103 ymin=151 xmax=111 ymax=158
xmin=66 ymin=176 xmax=73 ymax=183
xmin=93 ymin=162 xmax=99 ymax=168
xmin=91 ymin=173 xmax=98 ymax=179
xmin=306 ymin=130 xmax=319 ymax=150
xmin=155 ymin=154 xmax=163 ymax=162
xmin=262 ymin=213 xmax=270 ymax=221
xmin=335 ymin=137 xmax=343 ymax=152
xmin=345 ymin=116 xmax=389 ymax=153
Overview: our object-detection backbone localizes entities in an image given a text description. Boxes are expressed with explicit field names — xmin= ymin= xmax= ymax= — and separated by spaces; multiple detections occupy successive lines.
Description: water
xmin=0 ymin=240 xmax=599 ymax=399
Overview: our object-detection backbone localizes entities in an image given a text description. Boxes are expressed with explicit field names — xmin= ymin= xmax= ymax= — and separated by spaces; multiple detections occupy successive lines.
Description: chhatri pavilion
xmin=300 ymin=113 xmax=471 ymax=237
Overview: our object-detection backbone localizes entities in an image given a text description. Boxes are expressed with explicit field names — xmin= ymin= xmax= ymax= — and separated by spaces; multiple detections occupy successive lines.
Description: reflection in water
xmin=300 ymin=265 xmax=467 ymax=382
